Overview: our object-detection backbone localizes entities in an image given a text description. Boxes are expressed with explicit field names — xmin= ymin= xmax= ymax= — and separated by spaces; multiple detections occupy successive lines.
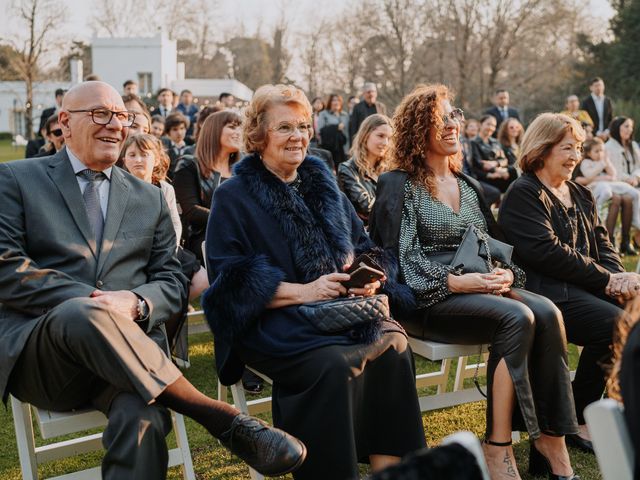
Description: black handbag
xmin=429 ymin=225 xmax=513 ymax=273
xmin=298 ymin=294 xmax=390 ymax=334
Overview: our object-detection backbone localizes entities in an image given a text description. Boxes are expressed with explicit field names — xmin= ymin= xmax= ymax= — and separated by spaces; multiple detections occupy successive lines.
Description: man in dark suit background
xmin=156 ymin=87 xmax=175 ymax=118
xmin=581 ymin=77 xmax=613 ymax=139
xmin=483 ymin=89 xmax=521 ymax=137
xmin=349 ymin=82 xmax=387 ymax=142
xmin=0 ymin=81 xmax=305 ymax=479
xmin=38 ymin=88 xmax=65 ymax=134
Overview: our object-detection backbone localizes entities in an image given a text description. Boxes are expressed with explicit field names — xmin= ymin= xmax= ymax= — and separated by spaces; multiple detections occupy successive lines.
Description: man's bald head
xmin=59 ymin=81 xmax=130 ymax=171
xmin=62 ymin=81 xmax=124 ymax=110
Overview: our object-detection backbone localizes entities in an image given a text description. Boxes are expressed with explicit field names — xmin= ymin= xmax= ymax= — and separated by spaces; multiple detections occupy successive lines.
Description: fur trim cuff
xmin=202 ymin=255 xmax=285 ymax=343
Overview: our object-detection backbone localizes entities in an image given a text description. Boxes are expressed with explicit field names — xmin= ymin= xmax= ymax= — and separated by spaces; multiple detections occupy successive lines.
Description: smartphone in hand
xmin=342 ymin=254 xmax=385 ymax=289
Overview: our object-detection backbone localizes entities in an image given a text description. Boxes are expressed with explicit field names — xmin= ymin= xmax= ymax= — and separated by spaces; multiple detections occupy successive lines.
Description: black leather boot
xmin=219 ymin=413 xmax=306 ymax=476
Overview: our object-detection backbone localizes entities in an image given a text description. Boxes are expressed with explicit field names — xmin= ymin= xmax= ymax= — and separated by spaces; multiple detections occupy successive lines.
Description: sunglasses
xmin=50 ymin=129 xmax=63 ymax=137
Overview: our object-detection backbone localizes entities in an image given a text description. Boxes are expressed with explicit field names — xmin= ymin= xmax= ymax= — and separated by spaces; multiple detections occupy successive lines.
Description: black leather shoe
xmin=529 ymin=442 xmax=580 ymax=480
xmin=219 ymin=414 xmax=306 ymax=476
xmin=565 ymin=433 xmax=594 ymax=454
xmin=242 ymin=370 xmax=264 ymax=395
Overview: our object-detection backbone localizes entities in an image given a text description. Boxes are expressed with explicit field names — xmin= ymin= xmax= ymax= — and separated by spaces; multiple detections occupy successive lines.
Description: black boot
xmin=219 ymin=413 xmax=306 ymax=476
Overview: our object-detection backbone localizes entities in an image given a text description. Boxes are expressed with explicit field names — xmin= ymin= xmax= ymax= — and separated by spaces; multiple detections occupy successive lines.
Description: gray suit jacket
xmin=0 ymin=149 xmax=187 ymax=400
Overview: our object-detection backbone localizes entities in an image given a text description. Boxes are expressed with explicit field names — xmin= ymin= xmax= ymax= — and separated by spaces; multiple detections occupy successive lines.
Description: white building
xmin=0 ymin=34 xmax=252 ymax=135
xmin=92 ymin=34 xmax=178 ymax=96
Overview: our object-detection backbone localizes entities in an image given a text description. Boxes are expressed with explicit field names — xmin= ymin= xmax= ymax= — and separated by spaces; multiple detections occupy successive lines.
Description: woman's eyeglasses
xmin=442 ymin=108 xmax=465 ymax=126
xmin=270 ymin=122 xmax=313 ymax=136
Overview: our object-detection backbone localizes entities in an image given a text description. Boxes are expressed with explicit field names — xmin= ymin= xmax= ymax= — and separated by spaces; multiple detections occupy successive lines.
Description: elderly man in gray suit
xmin=0 ymin=81 xmax=305 ymax=479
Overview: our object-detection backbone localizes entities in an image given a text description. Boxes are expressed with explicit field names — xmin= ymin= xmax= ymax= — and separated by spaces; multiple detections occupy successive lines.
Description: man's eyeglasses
xmin=270 ymin=122 xmax=313 ymax=136
xmin=67 ymin=108 xmax=136 ymax=127
xmin=442 ymin=108 xmax=465 ymax=126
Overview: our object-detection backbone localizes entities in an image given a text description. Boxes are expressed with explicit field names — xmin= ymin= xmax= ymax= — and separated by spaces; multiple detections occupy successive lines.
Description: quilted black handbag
xmin=298 ymin=294 xmax=390 ymax=334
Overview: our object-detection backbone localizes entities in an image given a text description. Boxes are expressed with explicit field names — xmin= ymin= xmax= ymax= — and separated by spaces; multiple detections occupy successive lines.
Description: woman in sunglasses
xmin=370 ymin=84 xmax=580 ymax=480
xmin=34 ymin=115 xmax=65 ymax=157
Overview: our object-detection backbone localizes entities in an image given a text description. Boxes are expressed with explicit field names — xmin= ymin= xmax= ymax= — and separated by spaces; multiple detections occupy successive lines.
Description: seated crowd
xmin=3 ymin=75 xmax=640 ymax=480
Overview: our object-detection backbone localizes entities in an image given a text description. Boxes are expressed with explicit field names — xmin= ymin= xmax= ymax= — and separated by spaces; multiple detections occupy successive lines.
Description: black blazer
xmin=483 ymin=106 xmax=520 ymax=136
xmin=580 ymin=95 xmax=613 ymax=133
xmin=498 ymin=173 xmax=623 ymax=302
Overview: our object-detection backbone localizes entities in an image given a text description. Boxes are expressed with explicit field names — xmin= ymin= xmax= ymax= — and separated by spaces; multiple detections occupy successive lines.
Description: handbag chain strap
xmin=472 ymin=344 xmax=488 ymax=398
xmin=474 ymin=227 xmax=494 ymax=272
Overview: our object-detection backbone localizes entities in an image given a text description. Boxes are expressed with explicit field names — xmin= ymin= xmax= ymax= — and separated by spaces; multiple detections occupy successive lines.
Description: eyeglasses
xmin=67 ymin=108 xmax=136 ymax=127
xmin=270 ymin=122 xmax=313 ymax=136
xmin=50 ymin=129 xmax=63 ymax=137
xmin=442 ymin=108 xmax=465 ymax=126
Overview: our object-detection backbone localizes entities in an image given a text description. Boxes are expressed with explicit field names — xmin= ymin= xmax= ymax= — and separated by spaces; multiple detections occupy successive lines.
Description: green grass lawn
xmin=0 ymin=139 xmax=25 ymax=163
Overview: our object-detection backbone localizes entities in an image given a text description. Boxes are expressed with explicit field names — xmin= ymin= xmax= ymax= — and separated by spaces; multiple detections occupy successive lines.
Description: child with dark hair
xmin=164 ymin=112 xmax=191 ymax=178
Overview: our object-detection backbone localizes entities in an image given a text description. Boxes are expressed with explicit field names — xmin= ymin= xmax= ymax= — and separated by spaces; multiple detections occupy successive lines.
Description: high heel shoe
xmin=529 ymin=442 xmax=580 ymax=480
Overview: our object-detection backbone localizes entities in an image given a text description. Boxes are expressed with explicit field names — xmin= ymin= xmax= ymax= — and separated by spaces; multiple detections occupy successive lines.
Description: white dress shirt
xmin=66 ymin=147 xmax=112 ymax=220
xmin=591 ymin=93 xmax=605 ymax=133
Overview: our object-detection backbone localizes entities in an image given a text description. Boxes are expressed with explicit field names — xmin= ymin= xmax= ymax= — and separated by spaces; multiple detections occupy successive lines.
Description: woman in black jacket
xmin=337 ymin=114 xmax=392 ymax=223
xmin=173 ymin=110 xmax=242 ymax=264
xmin=370 ymin=85 xmax=579 ymax=480
xmin=470 ymin=115 xmax=517 ymax=193
xmin=499 ymin=112 xmax=640 ymax=454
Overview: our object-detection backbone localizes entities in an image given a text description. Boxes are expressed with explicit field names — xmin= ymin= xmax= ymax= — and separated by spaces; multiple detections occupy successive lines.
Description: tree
xmin=601 ymin=0 xmax=640 ymax=102
xmin=52 ymin=41 xmax=92 ymax=81
xmin=270 ymin=23 xmax=291 ymax=84
xmin=224 ymin=37 xmax=274 ymax=90
xmin=5 ymin=0 xmax=65 ymax=139
xmin=0 ymin=45 xmax=24 ymax=80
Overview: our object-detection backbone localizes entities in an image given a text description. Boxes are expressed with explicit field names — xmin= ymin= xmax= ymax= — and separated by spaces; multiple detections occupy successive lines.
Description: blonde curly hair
xmin=391 ymin=84 xmax=462 ymax=194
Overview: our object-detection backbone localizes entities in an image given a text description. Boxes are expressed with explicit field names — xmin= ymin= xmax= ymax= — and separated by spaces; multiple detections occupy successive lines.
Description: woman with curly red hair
xmin=370 ymin=84 xmax=580 ymax=480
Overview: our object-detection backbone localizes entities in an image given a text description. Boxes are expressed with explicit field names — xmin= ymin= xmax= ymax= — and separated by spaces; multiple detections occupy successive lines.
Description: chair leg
xmin=217 ymin=380 xmax=228 ymax=403
xmin=10 ymin=396 xmax=38 ymax=480
xmin=230 ymin=381 xmax=250 ymax=414
xmin=171 ymin=412 xmax=196 ymax=480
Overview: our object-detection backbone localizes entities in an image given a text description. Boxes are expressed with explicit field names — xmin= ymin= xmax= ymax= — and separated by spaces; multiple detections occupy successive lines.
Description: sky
xmin=0 ymin=0 xmax=616 ymax=44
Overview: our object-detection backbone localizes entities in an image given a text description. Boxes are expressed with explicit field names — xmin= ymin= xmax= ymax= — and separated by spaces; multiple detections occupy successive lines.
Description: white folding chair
xmin=585 ymin=398 xmax=634 ymax=480
xmin=11 ymin=395 xmax=196 ymax=480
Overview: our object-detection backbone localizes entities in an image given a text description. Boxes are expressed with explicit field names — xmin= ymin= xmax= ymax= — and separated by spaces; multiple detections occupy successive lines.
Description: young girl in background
xmin=574 ymin=137 xmax=640 ymax=251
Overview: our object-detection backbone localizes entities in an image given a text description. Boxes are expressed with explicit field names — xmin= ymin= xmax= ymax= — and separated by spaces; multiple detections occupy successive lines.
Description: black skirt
xmin=240 ymin=331 xmax=427 ymax=480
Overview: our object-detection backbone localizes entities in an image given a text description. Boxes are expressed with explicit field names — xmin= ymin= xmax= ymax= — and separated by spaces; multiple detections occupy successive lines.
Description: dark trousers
xmin=556 ymin=285 xmax=625 ymax=423
xmin=241 ymin=331 xmax=426 ymax=480
xmin=422 ymin=288 xmax=578 ymax=438
xmin=8 ymin=298 xmax=181 ymax=480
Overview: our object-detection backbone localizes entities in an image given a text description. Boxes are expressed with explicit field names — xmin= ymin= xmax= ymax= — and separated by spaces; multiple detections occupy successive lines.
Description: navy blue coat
xmin=202 ymin=154 xmax=413 ymax=385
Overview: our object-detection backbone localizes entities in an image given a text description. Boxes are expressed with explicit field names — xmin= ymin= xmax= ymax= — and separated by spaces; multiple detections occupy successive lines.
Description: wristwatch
xmin=136 ymin=298 xmax=149 ymax=321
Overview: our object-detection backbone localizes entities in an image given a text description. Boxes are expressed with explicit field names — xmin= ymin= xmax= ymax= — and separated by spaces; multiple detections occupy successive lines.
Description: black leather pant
xmin=556 ymin=285 xmax=625 ymax=423
xmin=411 ymin=288 xmax=579 ymax=439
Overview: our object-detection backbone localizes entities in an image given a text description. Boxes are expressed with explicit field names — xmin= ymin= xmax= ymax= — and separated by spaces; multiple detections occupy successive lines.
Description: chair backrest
xmin=585 ymin=398 xmax=635 ymax=480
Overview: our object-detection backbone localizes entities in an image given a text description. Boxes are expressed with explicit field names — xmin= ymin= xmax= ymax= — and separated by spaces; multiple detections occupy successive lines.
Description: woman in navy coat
xmin=202 ymin=84 xmax=425 ymax=480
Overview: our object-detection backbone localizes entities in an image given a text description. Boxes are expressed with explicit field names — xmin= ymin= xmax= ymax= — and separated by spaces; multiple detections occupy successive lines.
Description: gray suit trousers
xmin=8 ymin=297 xmax=182 ymax=480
